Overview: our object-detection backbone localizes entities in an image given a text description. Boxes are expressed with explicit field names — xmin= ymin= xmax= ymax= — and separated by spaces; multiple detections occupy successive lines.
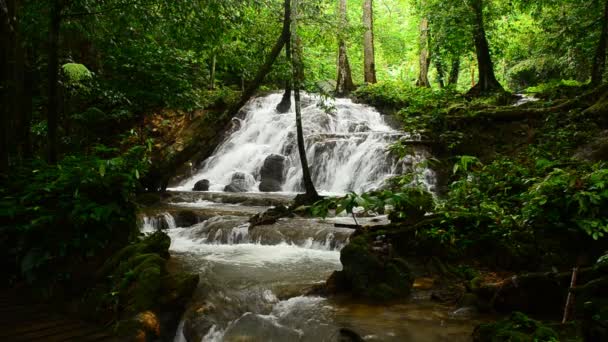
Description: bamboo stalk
xmin=562 ymin=266 xmax=579 ymax=324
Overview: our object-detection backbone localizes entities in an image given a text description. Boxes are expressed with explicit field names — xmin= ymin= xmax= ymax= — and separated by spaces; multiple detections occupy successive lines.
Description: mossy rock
xmin=473 ymin=312 xmax=559 ymax=342
xmin=333 ymin=236 xmax=414 ymax=301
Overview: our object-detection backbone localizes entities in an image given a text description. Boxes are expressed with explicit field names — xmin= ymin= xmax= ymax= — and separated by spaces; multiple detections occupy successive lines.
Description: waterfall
xmin=168 ymin=216 xmax=352 ymax=252
xmin=141 ymin=212 xmax=177 ymax=233
xmin=172 ymin=93 xmax=435 ymax=194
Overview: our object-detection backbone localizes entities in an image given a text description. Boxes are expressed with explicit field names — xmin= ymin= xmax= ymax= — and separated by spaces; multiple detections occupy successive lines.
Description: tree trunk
xmin=435 ymin=59 xmax=445 ymax=88
xmin=592 ymin=0 xmax=608 ymax=86
xmin=448 ymin=57 xmax=460 ymax=86
xmin=0 ymin=0 xmax=12 ymax=172
xmin=336 ymin=0 xmax=355 ymax=96
xmin=292 ymin=0 xmax=319 ymax=201
xmin=362 ymin=0 xmax=377 ymax=84
xmin=468 ymin=0 xmax=503 ymax=95
xmin=209 ymin=53 xmax=216 ymax=90
xmin=47 ymin=0 xmax=61 ymax=164
xmin=276 ymin=2 xmax=292 ymax=114
xmin=416 ymin=15 xmax=431 ymax=87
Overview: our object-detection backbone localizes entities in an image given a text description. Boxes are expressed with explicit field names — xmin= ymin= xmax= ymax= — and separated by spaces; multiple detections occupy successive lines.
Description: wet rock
xmin=173 ymin=210 xmax=201 ymax=228
xmin=98 ymin=232 xmax=198 ymax=340
xmin=183 ymin=303 xmax=216 ymax=342
xmin=222 ymin=312 xmax=301 ymax=342
xmin=193 ymin=179 xmax=210 ymax=191
xmin=472 ymin=312 xmax=558 ymax=342
xmin=327 ymin=235 xmax=414 ymax=301
xmin=339 ymin=328 xmax=365 ymax=342
xmin=249 ymin=205 xmax=291 ymax=227
xmin=449 ymin=306 xmax=478 ymax=319
xmin=224 ymin=172 xmax=255 ymax=192
xmin=492 ymin=272 xmax=568 ymax=316
xmin=259 ymin=154 xmax=286 ymax=192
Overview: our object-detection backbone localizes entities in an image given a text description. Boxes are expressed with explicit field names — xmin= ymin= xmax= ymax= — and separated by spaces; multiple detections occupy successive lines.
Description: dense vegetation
xmin=2 ymin=0 xmax=608 ymax=340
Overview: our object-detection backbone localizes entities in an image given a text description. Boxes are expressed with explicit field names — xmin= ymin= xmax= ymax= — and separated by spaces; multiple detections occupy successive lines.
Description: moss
xmin=473 ymin=312 xmax=559 ymax=342
xmin=335 ymin=236 xmax=413 ymax=301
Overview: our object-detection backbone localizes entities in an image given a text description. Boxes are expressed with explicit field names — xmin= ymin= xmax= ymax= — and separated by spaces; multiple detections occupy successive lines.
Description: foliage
xmin=473 ymin=312 xmax=559 ymax=342
xmin=0 ymin=146 xmax=149 ymax=288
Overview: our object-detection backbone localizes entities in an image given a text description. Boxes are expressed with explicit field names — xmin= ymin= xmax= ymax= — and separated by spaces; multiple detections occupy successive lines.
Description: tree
xmin=592 ymin=0 xmax=608 ymax=86
xmin=292 ymin=0 xmax=319 ymax=201
xmin=47 ymin=0 xmax=62 ymax=164
xmin=468 ymin=0 xmax=503 ymax=94
xmin=448 ymin=57 xmax=460 ymax=86
xmin=362 ymin=0 xmax=377 ymax=84
xmin=336 ymin=0 xmax=355 ymax=96
xmin=416 ymin=3 xmax=431 ymax=88
xmin=276 ymin=0 xmax=292 ymax=114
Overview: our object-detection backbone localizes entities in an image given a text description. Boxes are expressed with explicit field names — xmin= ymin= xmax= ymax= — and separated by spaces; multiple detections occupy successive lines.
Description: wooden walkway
xmin=0 ymin=291 xmax=117 ymax=342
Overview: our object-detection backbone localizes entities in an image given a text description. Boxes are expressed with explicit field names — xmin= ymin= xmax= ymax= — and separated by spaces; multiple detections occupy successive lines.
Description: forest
xmin=1 ymin=0 xmax=608 ymax=341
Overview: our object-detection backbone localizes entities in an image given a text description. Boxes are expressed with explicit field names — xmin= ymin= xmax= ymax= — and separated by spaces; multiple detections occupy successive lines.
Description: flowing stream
xmin=146 ymin=94 xmax=484 ymax=341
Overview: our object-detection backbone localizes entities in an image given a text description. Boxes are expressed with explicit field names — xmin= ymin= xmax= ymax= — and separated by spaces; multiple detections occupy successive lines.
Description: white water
xmin=142 ymin=212 xmax=176 ymax=233
xmin=173 ymin=93 xmax=433 ymax=194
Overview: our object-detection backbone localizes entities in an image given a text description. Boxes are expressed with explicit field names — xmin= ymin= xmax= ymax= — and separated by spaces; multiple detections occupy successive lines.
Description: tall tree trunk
xmin=336 ymin=0 xmax=355 ymax=96
xmin=448 ymin=57 xmax=460 ymax=86
xmin=47 ymin=0 xmax=61 ymax=164
xmin=434 ymin=59 xmax=445 ymax=88
xmin=592 ymin=0 xmax=608 ymax=86
xmin=0 ymin=0 xmax=13 ymax=172
xmin=362 ymin=0 xmax=377 ymax=84
xmin=209 ymin=53 xmax=216 ymax=90
xmin=468 ymin=0 xmax=503 ymax=95
xmin=276 ymin=46 xmax=292 ymax=113
xmin=276 ymin=0 xmax=292 ymax=114
xmin=416 ymin=14 xmax=431 ymax=87
xmin=292 ymin=0 xmax=319 ymax=201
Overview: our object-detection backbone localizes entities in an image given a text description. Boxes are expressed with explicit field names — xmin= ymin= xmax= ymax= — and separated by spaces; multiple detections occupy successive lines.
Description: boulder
xmin=492 ymin=272 xmax=568 ymax=316
xmin=193 ymin=179 xmax=210 ymax=191
xmin=259 ymin=154 xmax=286 ymax=192
xmin=326 ymin=235 xmax=414 ymax=301
xmin=224 ymin=172 xmax=255 ymax=192
xmin=182 ymin=303 xmax=216 ymax=342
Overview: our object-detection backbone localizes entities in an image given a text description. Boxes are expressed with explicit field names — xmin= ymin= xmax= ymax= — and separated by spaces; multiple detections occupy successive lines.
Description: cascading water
xmin=173 ymin=93 xmax=435 ymax=194
xmin=150 ymin=95 xmax=481 ymax=342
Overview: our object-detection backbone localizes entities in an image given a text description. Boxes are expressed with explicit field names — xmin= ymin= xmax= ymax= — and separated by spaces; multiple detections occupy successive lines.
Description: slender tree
xmin=292 ymin=0 xmax=319 ymax=201
xmin=362 ymin=0 xmax=377 ymax=84
xmin=276 ymin=0 xmax=292 ymax=114
xmin=434 ymin=59 xmax=445 ymax=88
xmin=592 ymin=0 xmax=608 ymax=86
xmin=47 ymin=0 xmax=62 ymax=164
xmin=416 ymin=11 xmax=431 ymax=87
xmin=468 ymin=0 xmax=503 ymax=94
xmin=448 ymin=57 xmax=460 ymax=86
xmin=336 ymin=0 xmax=355 ymax=96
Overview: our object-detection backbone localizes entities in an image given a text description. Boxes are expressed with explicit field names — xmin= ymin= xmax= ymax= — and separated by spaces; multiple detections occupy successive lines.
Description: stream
xmin=144 ymin=94 xmax=486 ymax=341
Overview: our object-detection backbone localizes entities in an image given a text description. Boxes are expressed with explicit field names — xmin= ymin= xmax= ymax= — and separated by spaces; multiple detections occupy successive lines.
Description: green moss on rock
xmin=331 ymin=236 xmax=414 ymax=301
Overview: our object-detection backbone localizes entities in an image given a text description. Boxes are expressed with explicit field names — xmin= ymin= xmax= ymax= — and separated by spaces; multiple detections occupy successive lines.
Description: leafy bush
xmin=0 ymin=146 xmax=149 ymax=289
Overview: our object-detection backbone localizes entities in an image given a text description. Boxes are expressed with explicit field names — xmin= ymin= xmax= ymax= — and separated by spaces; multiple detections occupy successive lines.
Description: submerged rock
xmin=224 ymin=172 xmax=255 ymax=192
xmin=222 ymin=313 xmax=301 ymax=342
xmin=193 ymin=179 xmax=210 ymax=191
xmin=259 ymin=154 xmax=286 ymax=192
xmin=326 ymin=235 xmax=414 ymax=301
